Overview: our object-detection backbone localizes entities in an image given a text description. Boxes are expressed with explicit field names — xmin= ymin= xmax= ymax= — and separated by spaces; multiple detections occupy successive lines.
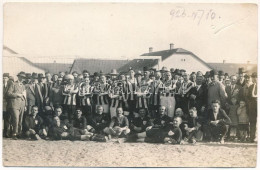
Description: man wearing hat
xmin=3 ymin=73 xmax=11 ymax=137
xmin=237 ymin=68 xmax=246 ymax=87
xmin=207 ymin=70 xmax=227 ymax=109
xmin=238 ymin=74 xmax=252 ymax=103
xmin=7 ymin=72 xmax=27 ymax=139
xmin=218 ymin=70 xmax=225 ymax=85
xmin=26 ymin=72 xmax=44 ymax=116
xmin=38 ymin=73 xmax=49 ymax=107
xmin=248 ymin=72 xmax=257 ymax=142
xmin=24 ymin=73 xmax=32 ymax=85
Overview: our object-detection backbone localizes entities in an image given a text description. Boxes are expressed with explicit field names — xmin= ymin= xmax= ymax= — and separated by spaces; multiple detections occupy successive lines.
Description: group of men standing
xmin=2 ymin=66 xmax=257 ymax=144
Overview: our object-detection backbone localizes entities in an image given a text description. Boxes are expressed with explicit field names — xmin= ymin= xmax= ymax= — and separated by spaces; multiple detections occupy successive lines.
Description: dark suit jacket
xmin=7 ymin=81 xmax=26 ymax=109
xmin=207 ymin=109 xmax=231 ymax=125
xmin=187 ymin=83 xmax=208 ymax=112
xmin=225 ymin=84 xmax=241 ymax=103
xmin=247 ymin=83 xmax=257 ymax=122
xmin=26 ymin=83 xmax=44 ymax=113
xmin=38 ymin=82 xmax=49 ymax=104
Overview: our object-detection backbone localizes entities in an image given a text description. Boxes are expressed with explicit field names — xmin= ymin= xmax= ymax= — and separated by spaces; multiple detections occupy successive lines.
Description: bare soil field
xmin=2 ymin=139 xmax=257 ymax=167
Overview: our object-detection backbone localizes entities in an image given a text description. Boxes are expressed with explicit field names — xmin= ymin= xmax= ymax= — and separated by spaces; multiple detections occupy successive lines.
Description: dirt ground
xmin=2 ymin=138 xmax=257 ymax=167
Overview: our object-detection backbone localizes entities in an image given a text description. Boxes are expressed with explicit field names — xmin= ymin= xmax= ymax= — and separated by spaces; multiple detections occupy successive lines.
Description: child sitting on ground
xmin=237 ymin=100 xmax=249 ymax=142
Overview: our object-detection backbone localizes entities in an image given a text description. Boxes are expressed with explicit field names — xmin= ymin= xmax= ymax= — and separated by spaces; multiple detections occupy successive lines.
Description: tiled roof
xmin=118 ymin=59 xmax=159 ymax=72
xmin=34 ymin=63 xmax=73 ymax=74
xmin=69 ymin=59 xmax=129 ymax=74
xmin=208 ymin=63 xmax=257 ymax=75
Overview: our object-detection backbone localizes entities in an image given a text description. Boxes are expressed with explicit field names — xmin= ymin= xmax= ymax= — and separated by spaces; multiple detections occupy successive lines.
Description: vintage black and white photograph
xmin=2 ymin=2 xmax=258 ymax=167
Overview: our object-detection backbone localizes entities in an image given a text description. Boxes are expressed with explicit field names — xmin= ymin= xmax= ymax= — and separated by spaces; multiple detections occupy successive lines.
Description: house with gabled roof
xmin=118 ymin=44 xmax=212 ymax=74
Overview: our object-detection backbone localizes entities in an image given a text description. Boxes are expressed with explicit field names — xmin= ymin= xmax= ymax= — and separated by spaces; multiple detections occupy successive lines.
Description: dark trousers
xmin=3 ymin=111 xmax=12 ymax=137
xmin=250 ymin=122 xmax=257 ymax=141
xmin=63 ymin=105 xmax=76 ymax=123
xmin=82 ymin=105 xmax=92 ymax=120
xmin=209 ymin=123 xmax=228 ymax=140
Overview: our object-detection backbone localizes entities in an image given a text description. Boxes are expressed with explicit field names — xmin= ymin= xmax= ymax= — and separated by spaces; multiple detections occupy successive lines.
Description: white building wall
xmin=3 ymin=56 xmax=45 ymax=80
xmin=157 ymin=54 xmax=211 ymax=74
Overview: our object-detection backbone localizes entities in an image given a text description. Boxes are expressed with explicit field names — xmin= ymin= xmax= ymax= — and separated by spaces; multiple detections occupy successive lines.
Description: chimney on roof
xmin=170 ymin=43 xmax=174 ymax=50
xmin=149 ymin=47 xmax=153 ymax=53
xmin=223 ymin=60 xmax=226 ymax=64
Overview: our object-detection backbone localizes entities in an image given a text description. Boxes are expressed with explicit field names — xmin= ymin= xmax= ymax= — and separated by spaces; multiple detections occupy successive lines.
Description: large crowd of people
xmin=2 ymin=66 xmax=257 ymax=144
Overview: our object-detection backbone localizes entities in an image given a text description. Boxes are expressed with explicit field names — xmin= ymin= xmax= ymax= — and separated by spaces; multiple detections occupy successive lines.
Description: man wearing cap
xmin=207 ymin=70 xmax=227 ymax=109
xmin=26 ymin=73 xmax=44 ymax=116
xmin=248 ymin=72 xmax=257 ymax=142
xmin=237 ymin=68 xmax=246 ymax=87
xmin=7 ymin=72 xmax=27 ymax=139
xmin=3 ymin=73 xmax=12 ymax=137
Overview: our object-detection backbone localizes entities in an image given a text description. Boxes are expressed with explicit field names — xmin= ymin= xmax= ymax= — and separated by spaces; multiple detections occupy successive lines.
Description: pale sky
xmin=3 ymin=3 xmax=258 ymax=63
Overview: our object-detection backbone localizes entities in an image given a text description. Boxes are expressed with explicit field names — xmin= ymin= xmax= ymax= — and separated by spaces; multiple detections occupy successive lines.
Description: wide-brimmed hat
xmin=204 ymin=71 xmax=210 ymax=78
xmin=26 ymin=73 xmax=32 ymax=79
xmin=170 ymin=68 xmax=175 ymax=73
xmin=218 ymin=70 xmax=224 ymax=76
xmin=210 ymin=70 xmax=218 ymax=77
xmin=93 ymin=72 xmax=100 ymax=77
xmin=38 ymin=73 xmax=46 ymax=79
xmin=251 ymin=72 xmax=257 ymax=78
xmin=238 ymin=67 xmax=246 ymax=74
xmin=143 ymin=66 xmax=149 ymax=72
xmin=244 ymin=74 xmax=251 ymax=78
xmin=110 ymin=69 xmax=119 ymax=75
xmin=3 ymin=73 xmax=9 ymax=78
xmin=160 ymin=66 xmax=168 ymax=72
xmin=17 ymin=72 xmax=26 ymax=78
xmin=31 ymin=73 xmax=38 ymax=79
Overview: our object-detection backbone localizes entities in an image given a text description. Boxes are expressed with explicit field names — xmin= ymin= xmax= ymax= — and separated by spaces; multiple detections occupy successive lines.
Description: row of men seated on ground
xmin=23 ymin=99 xmax=230 ymax=144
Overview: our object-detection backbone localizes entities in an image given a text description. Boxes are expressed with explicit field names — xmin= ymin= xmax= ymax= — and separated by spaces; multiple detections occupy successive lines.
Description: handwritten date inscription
xmin=170 ymin=7 xmax=220 ymax=25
